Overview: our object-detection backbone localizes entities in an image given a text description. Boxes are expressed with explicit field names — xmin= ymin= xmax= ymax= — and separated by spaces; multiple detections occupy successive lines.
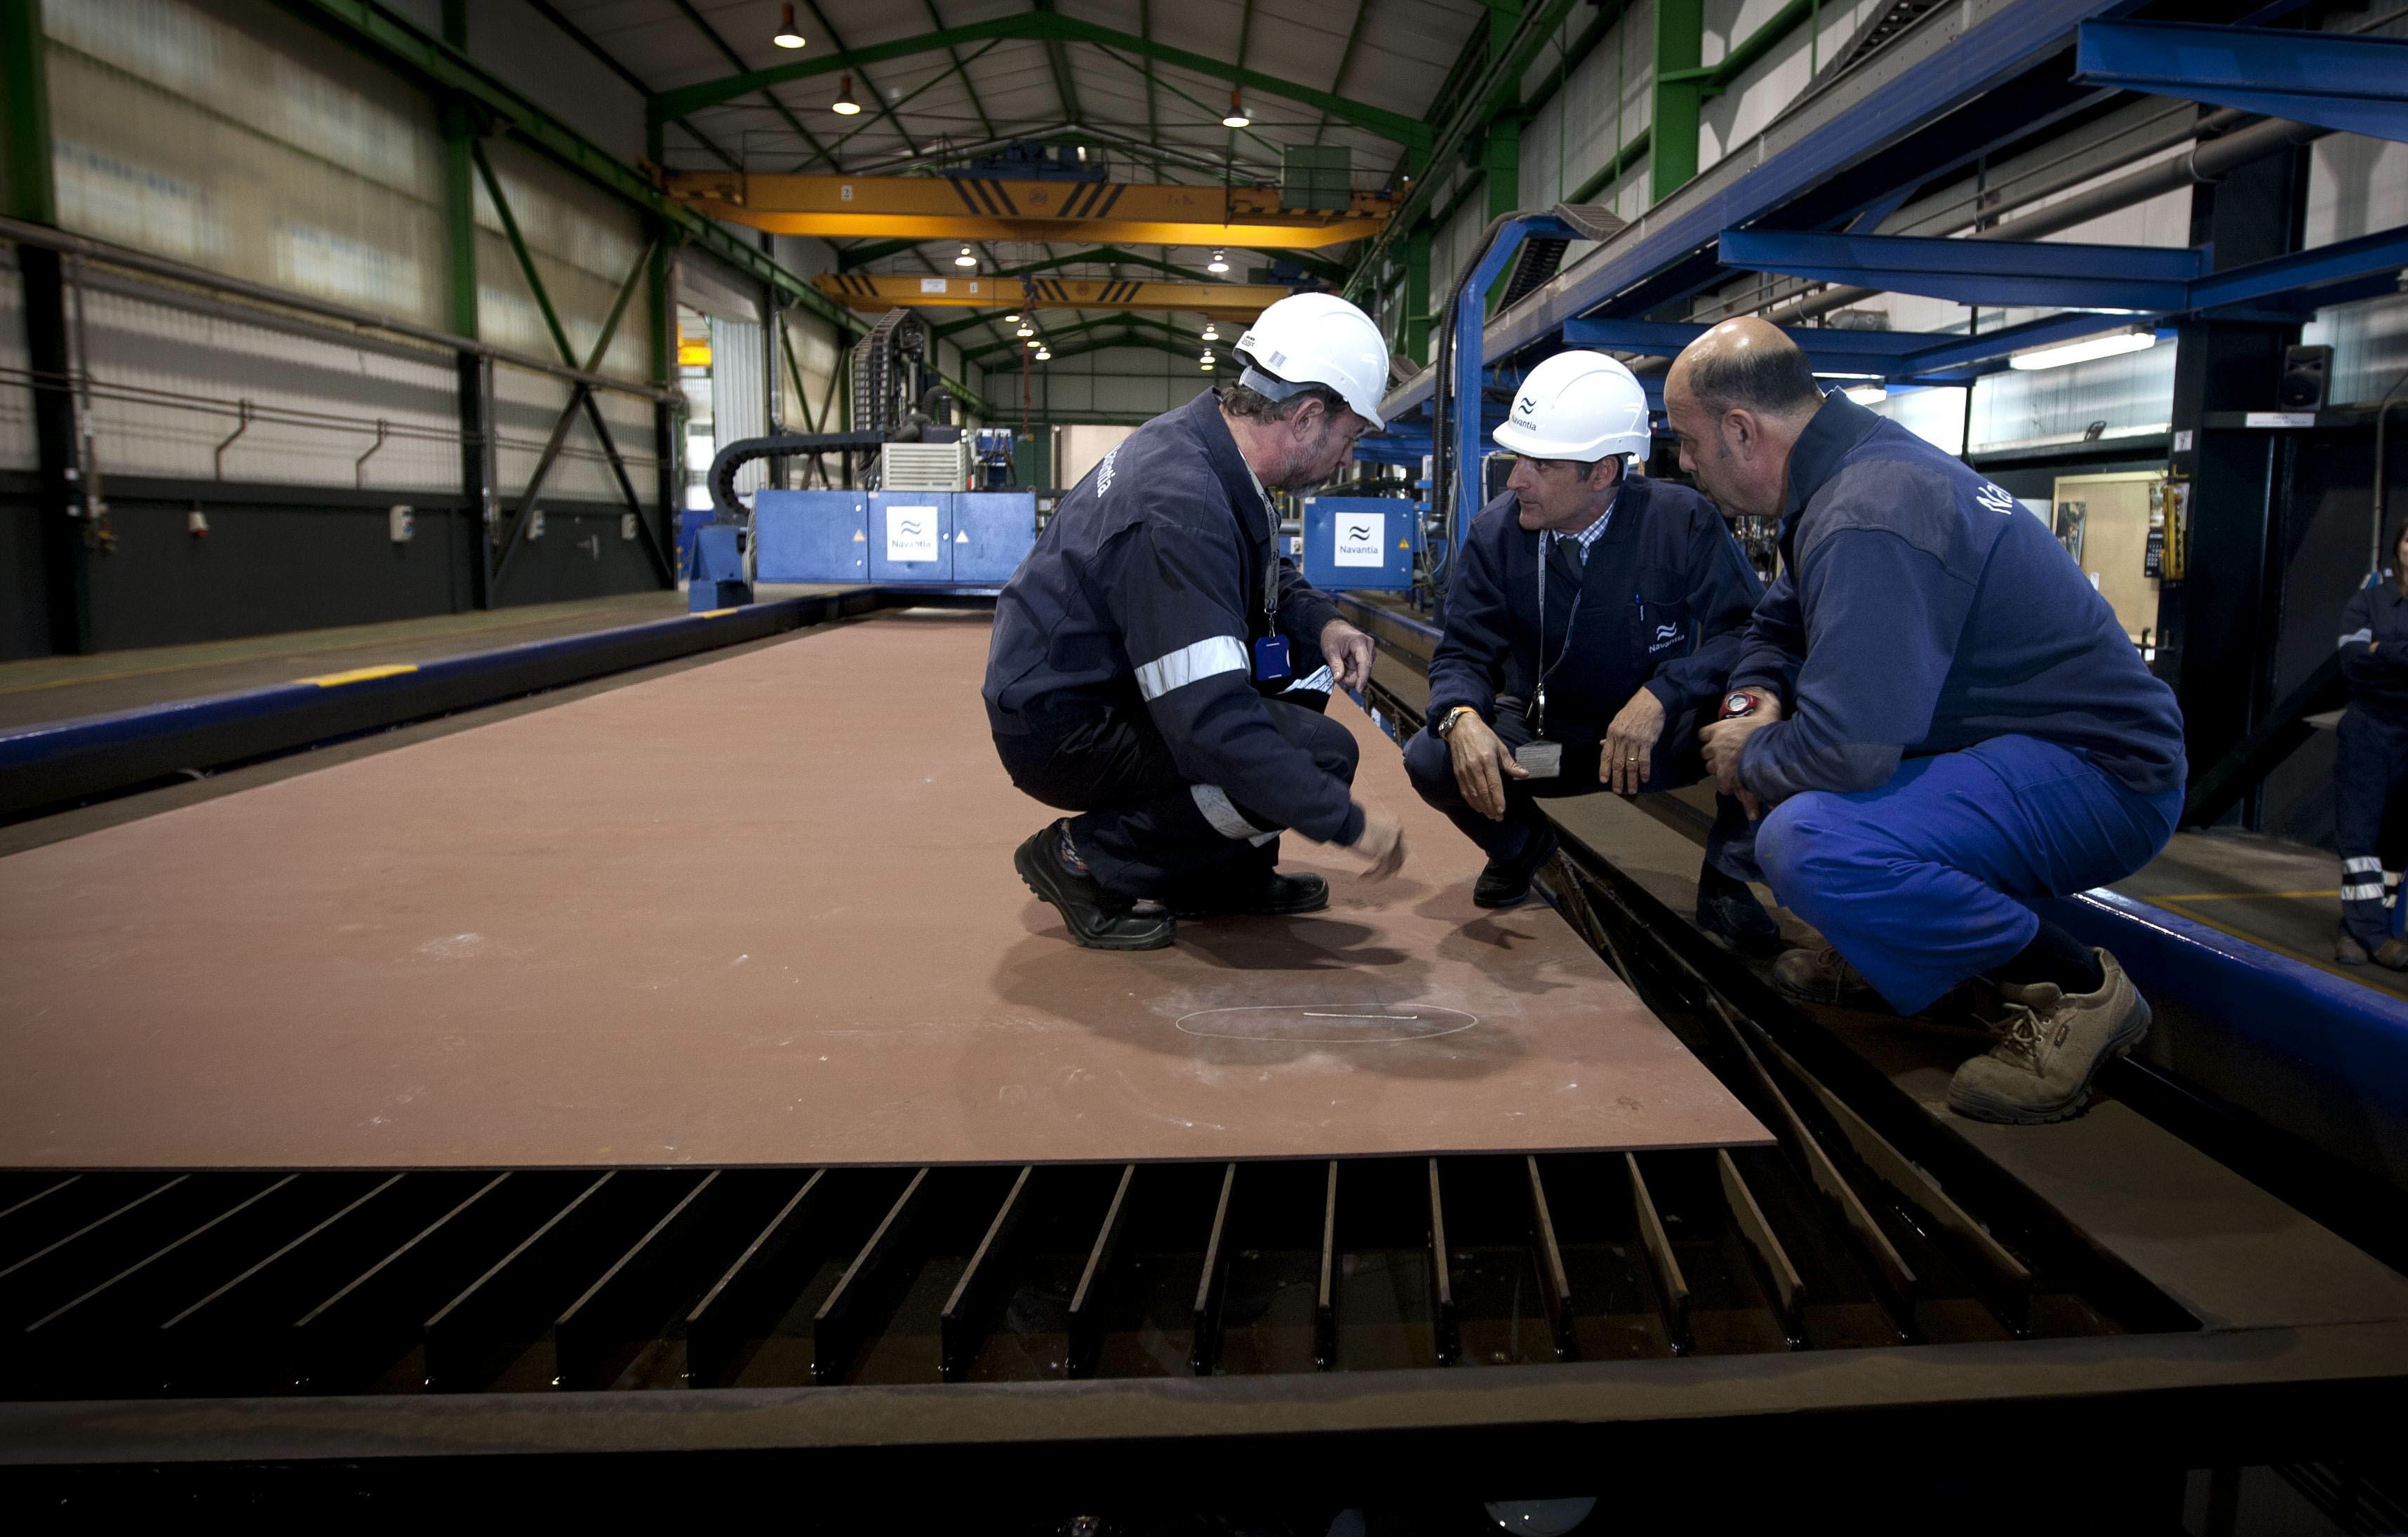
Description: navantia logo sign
xmin=1515 ymin=394 xmax=1539 ymax=420
xmin=1975 ymin=481 xmax=2016 ymax=515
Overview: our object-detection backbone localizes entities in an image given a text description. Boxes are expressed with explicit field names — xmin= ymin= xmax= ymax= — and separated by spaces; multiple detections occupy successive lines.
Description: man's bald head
xmin=1662 ymin=319 xmax=1826 ymax=520
xmin=1667 ymin=318 xmax=1824 ymax=420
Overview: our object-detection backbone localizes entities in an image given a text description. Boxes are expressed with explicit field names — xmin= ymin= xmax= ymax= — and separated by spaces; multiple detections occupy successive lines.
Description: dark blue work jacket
xmin=2340 ymin=576 xmax=2408 ymax=721
xmin=1425 ymin=477 xmax=1764 ymax=752
xmin=1728 ymin=392 xmax=2187 ymax=804
xmin=983 ymin=390 xmax=1360 ymax=846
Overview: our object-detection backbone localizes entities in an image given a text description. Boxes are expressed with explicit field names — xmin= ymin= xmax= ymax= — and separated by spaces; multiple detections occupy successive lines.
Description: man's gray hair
xmin=1685 ymin=335 xmax=1824 ymax=417
xmin=1218 ymin=378 xmax=1347 ymax=424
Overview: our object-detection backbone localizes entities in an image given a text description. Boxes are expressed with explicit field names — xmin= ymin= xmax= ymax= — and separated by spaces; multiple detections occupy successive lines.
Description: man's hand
xmin=1319 ymin=618 xmax=1375 ymax=691
xmin=1346 ymin=809 xmax=1408 ymax=881
xmin=1700 ymin=687 xmax=1783 ymax=806
xmin=1446 ymin=711 xmax=1528 ymax=821
xmin=1603 ymin=687 xmax=1667 ymax=796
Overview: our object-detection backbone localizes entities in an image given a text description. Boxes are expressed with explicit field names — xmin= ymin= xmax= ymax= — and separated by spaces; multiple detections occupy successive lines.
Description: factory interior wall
xmin=2 ymin=0 xmax=690 ymax=663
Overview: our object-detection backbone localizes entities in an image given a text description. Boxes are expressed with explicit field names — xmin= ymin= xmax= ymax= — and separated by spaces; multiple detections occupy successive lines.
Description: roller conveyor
xmin=1 ymin=603 xmax=2404 ymax=1524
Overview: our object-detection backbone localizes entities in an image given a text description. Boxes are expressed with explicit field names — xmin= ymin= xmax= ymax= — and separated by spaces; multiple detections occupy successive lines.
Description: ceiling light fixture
xmin=1016 ymin=322 xmax=1035 ymax=338
xmin=954 ymin=244 xmax=977 ymax=268
xmin=2008 ymin=326 xmax=2158 ymax=372
xmin=1003 ymin=312 xmax=1020 ymax=323
xmin=1035 ymin=347 xmax=1052 ymax=361
xmin=1207 ymin=249 xmax=1229 ymax=274
xmin=1025 ymin=336 xmax=1041 ymax=348
xmin=831 ymin=74 xmax=862 ymax=115
xmin=771 ymin=3 xmax=805 ymax=49
xmin=1222 ymin=90 xmax=1250 ymax=130
xmin=1200 ymin=324 xmax=1219 ymax=342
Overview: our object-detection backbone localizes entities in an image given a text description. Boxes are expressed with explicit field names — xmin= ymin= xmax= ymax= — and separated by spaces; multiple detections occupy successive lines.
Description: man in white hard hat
xmin=984 ymin=293 xmax=1407 ymax=951
xmin=1405 ymin=349 xmax=1778 ymax=947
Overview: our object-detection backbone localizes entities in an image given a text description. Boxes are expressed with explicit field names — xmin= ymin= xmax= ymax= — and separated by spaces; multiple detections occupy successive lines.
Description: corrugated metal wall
xmin=709 ymin=317 xmax=768 ymax=496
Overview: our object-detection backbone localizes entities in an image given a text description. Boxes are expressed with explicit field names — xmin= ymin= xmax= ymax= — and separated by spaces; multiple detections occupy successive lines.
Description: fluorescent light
xmin=1208 ymin=248 xmax=1229 ymax=274
xmin=1222 ymin=90 xmax=1250 ymax=129
xmin=1844 ymin=384 xmax=1888 ymax=405
xmin=831 ymin=74 xmax=862 ymax=115
xmin=2009 ymin=326 xmax=2158 ymax=371
xmin=1812 ymin=371 xmax=1884 ymax=382
xmin=771 ymin=4 xmax=805 ymax=48
xmin=954 ymin=244 xmax=977 ymax=268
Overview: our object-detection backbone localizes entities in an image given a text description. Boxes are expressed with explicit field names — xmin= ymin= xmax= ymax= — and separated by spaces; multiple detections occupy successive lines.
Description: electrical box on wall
xmin=620 ymin=512 xmax=638 ymax=543
xmin=389 ymin=505 xmax=414 ymax=543
xmin=528 ymin=510 xmax=546 ymax=541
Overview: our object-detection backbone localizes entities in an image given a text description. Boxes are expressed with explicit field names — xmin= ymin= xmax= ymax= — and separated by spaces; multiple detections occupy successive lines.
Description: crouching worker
xmin=1403 ymin=350 xmax=1779 ymax=947
xmin=1677 ymin=319 xmax=2188 ymax=1124
xmin=984 ymin=294 xmax=1407 ymax=951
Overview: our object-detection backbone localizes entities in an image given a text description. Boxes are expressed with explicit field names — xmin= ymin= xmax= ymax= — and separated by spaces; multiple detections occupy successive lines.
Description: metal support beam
xmin=665 ymin=169 xmax=1393 ymax=249
xmin=1402 ymin=225 xmax=1431 ymax=368
xmin=4 ymin=0 xmax=91 ymax=656
xmin=1651 ymin=0 xmax=1703 ymax=202
xmin=1717 ymin=227 xmax=2211 ymax=311
xmin=2077 ymin=20 xmax=2408 ymax=145
xmin=819 ymin=272 xmax=1287 ymax=317
xmin=1562 ymin=309 xmax=2161 ymax=380
xmin=646 ymin=10 xmax=1432 ymax=148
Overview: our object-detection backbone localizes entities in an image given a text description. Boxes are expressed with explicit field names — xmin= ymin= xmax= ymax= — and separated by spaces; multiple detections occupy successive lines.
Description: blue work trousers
xmin=1755 ymin=734 xmax=2182 ymax=1013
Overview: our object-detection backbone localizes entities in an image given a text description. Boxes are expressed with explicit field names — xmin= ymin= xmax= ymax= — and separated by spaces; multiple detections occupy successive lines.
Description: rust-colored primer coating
xmin=0 ymin=613 xmax=1766 ymax=1167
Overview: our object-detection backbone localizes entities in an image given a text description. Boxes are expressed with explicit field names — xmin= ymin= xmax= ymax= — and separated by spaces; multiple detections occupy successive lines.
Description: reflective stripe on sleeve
xmin=1135 ymin=635 xmax=1249 ymax=700
xmin=2341 ymin=628 xmax=2374 ymax=646
xmin=2343 ymin=881 xmax=2386 ymax=902
xmin=2346 ymin=856 xmax=2383 ymax=874
xmin=1191 ymin=783 xmax=1269 ymax=840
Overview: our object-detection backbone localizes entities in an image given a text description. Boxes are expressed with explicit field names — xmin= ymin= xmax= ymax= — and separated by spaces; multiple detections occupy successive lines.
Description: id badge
xmin=1251 ymin=634 xmax=1292 ymax=684
xmin=1513 ymin=741 xmax=1563 ymax=779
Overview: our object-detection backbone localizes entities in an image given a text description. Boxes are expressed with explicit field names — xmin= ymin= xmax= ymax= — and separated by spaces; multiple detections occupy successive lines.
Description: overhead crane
xmin=814 ymin=272 xmax=1290 ymax=320
xmin=663 ymin=171 xmax=1393 ymax=249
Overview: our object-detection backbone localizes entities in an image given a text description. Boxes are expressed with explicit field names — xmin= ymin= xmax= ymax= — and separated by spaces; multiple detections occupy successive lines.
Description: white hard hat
xmin=1493 ymin=350 xmax=1652 ymax=462
xmin=1233 ymin=293 xmax=1391 ymax=431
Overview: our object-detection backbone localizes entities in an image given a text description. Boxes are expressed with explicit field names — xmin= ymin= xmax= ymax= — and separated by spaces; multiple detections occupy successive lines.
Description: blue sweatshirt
xmin=984 ymin=390 xmax=1363 ymax=846
xmin=1730 ymin=392 xmax=2186 ymax=804
xmin=1427 ymin=477 xmax=1763 ymax=756
xmin=2339 ymin=575 xmax=2408 ymax=719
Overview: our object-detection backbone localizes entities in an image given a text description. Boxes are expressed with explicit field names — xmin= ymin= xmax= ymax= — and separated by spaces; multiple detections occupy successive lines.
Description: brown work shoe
xmin=1947 ymin=949 xmax=2148 ymax=1125
xmin=1769 ymin=944 xmax=1885 ymax=1009
xmin=2337 ymin=926 xmax=2372 ymax=966
xmin=2378 ymin=938 xmax=2408 ymax=972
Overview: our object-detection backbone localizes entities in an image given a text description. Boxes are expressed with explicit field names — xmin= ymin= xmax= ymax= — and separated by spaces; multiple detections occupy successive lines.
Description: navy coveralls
xmin=1730 ymin=393 xmax=2188 ymax=1013
xmin=984 ymin=391 xmax=1364 ymax=898
xmin=2336 ymin=574 xmax=2408 ymax=947
xmin=1405 ymin=479 xmax=1763 ymax=863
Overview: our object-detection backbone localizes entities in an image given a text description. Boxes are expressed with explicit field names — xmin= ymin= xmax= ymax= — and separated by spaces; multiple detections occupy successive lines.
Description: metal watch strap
xmin=1437 ymin=705 xmax=1477 ymax=738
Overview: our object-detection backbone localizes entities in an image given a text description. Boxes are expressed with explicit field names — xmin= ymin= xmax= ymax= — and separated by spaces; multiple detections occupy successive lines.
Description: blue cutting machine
xmin=753 ymin=489 xmax=1037 ymax=589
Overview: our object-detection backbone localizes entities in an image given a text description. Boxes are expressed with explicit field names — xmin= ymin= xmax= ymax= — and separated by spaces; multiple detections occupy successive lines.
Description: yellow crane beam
xmin=815 ymin=272 xmax=1289 ymax=318
xmin=664 ymin=172 xmax=1392 ymax=251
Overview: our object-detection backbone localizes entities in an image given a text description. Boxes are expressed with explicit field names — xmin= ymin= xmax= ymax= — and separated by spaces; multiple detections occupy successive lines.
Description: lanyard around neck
xmin=1534 ymin=534 xmax=1584 ymax=735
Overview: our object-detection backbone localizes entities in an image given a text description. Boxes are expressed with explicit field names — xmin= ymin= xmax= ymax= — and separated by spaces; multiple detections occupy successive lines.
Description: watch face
xmin=1721 ymin=692 xmax=1756 ymax=719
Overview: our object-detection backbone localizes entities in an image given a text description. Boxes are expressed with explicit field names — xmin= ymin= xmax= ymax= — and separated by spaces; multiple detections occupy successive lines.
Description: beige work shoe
xmin=1947 ymin=948 xmax=2149 ymax=1125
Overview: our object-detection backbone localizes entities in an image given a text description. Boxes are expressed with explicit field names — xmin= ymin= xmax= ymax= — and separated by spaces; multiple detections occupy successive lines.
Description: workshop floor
xmin=0 ymin=585 xmax=851 ymax=730
xmin=0 ymin=608 xmax=1764 ymax=1169
xmin=2111 ymin=830 xmax=2408 ymax=998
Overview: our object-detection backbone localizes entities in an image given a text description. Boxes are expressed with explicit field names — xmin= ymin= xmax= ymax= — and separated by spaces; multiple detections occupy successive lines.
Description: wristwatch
xmin=1436 ymin=705 xmax=1478 ymax=739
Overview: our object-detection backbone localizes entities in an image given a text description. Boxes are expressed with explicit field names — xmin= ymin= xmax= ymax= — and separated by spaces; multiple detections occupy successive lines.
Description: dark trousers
xmin=1401 ymin=698 xmax=1754 ymax=880
xmin=2335 ymin=705 xmax=2408 ymax=947
xmin=994 ymin=687 xmax=1358 ymax=899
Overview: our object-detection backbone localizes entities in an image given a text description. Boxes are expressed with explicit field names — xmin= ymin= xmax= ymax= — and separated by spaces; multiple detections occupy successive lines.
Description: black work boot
xmin=1164 ymin=869 xmax=1330 ymax=919
xmin=1696 ymin=865 xmax=1781 ymax=954
xmin=1474 ymin=824 xmax=1559 ymax=908
xmin=1013 ymin=823 xmax=1176 ymax=951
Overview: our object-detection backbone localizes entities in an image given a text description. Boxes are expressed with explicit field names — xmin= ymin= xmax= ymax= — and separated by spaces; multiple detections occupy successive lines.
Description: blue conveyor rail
xmin=0 ymin=589 xmax=904 ymax=821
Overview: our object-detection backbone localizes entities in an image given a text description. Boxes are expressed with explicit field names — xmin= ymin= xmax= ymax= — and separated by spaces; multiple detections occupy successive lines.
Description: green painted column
xmin=2 ymin=0 xmax=57 ymax=224
xmin=1651 ymin=0 xmax=1704 ymax=204
xmin=438 ymin=0 xmax=476 ymax=340
xmin=1402 ymin=223 xmax=1431 ymax=368
xmin=1482 ymin=114 xmax=1522 ymax=314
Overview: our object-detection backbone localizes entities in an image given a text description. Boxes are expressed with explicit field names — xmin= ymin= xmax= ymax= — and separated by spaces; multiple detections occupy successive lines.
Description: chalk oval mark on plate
xmin=1173 ymin=1004 xmax=1478 ymax=1044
